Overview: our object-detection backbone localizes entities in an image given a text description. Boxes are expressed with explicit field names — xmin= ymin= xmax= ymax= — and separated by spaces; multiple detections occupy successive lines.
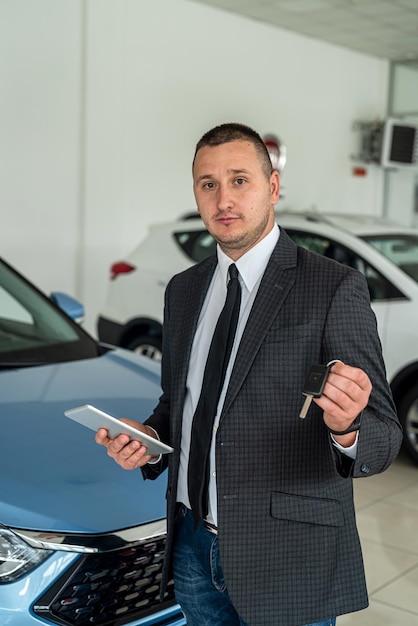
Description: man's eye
xmin=203 ymin=182 xmax=215 ymax=189
xmin=235 ymin=178 xmax=246 ymax=185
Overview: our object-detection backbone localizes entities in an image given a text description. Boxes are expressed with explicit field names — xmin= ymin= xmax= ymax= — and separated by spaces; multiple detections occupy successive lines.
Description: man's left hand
xmin=314 ymin=361 xmax=372 ymax=446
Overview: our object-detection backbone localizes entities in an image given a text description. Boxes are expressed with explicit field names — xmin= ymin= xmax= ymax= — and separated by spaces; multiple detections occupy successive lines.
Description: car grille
xmin=33 ymin=535 xmax=180 ymax=625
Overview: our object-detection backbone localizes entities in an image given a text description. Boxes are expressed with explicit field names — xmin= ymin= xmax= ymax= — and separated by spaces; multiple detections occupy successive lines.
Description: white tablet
xmin=64 ymin=404 xmax=173 ymax=455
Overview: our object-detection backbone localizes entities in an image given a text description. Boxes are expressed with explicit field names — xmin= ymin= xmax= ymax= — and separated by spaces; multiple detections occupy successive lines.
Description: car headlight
xmin=0 ymin=527 xmax=53 ymax=583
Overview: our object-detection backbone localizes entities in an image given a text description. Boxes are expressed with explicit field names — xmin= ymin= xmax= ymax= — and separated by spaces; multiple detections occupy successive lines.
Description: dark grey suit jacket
xmin=143 ymin=229 xmax=402 ymax=625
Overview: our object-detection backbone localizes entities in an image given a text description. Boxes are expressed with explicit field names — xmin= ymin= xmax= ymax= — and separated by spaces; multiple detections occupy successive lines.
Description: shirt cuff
xmin=146 ymin=426 xmax=162 ymax=464
xmin=331 ymin=432 xmax=358 ymax=460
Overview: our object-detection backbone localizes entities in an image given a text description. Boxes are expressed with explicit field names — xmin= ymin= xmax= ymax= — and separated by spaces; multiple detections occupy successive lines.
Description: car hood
xmin=0 ymin=349 xmax=168 ymax=534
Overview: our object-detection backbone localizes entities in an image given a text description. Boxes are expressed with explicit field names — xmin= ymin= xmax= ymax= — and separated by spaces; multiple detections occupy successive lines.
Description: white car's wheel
xmin=398 ymin=384 xmax=418 ymax=465
xmin=127 ymin=336 xmax=162 ymax=361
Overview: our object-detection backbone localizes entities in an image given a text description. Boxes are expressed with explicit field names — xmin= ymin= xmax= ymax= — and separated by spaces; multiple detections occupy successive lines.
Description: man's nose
xmin=216 ymin=184 xmax=233 ymax=210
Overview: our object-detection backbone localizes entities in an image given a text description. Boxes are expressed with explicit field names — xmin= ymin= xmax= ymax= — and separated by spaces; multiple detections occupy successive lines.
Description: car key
xmin=299 ymin=364 xmax=330 ymax=418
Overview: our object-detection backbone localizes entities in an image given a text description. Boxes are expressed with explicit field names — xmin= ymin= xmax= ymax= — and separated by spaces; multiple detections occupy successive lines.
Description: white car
xmin=97 ymin=211 xmax=418 ymax=464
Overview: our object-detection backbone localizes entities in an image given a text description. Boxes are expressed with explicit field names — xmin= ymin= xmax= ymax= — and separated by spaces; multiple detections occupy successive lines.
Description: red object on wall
xmin=352 ymin=167 xmax=367 ymax=177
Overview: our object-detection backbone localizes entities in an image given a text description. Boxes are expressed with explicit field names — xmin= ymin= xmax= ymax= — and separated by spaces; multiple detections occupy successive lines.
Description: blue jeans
xmin=172 ymin=506 xmax=336 ymax=626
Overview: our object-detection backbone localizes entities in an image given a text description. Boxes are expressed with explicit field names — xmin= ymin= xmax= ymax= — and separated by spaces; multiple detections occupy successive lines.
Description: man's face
xmin=193 ymin=140 xmax=280 ymax=260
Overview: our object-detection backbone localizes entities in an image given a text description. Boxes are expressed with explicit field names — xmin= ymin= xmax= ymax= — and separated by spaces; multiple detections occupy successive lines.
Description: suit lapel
xmin=222 ymin=230 xmax=298 ymax=416
xmin=170 ymin=256 xmax=217 ymax=416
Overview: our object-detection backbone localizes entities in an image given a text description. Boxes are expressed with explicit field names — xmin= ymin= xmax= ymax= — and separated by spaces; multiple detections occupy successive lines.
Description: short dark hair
xmin=193 ymin=122 xmax=273 ymax=180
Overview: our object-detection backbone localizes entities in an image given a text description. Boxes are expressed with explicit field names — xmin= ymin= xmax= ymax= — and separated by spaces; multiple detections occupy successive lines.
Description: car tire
xmin=398 ymin=383 xmax=418 ymax=465
xmin=126 ymin=335 xmax=162 ymax=361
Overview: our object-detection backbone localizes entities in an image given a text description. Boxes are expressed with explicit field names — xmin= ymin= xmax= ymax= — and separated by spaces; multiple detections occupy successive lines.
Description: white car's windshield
xmin=362 ymin=235 xmax=418 ymax=283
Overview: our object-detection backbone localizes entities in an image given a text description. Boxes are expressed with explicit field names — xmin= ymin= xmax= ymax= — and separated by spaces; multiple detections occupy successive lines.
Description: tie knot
xmin=228 ymin=263 xmax=239 ymax=281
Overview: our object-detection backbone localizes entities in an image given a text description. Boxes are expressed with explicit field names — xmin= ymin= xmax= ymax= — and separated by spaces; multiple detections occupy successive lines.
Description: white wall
xmin=385 ymin=64 xmax=418 ymax=226
xmin=0 ymin=0 xmax=82 ymax=295
xmin=1 ymin=0 xmax=389 ymax=334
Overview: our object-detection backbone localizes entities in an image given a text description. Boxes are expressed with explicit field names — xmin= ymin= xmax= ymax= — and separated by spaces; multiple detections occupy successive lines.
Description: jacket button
xmin=360 ymin=463 xmax=371 ymax=474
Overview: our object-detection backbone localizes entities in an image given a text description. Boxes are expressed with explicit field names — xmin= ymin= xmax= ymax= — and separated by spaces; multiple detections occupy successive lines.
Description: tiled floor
xmin=338 ymin=450 xmax=418 ymax=625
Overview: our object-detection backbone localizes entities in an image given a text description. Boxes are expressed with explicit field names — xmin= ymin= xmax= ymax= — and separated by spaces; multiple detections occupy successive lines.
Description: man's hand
xmin=314 ymin=361 xmax=372 ymax=446
xmin=95 ymin=419 xmax=157 ymax=469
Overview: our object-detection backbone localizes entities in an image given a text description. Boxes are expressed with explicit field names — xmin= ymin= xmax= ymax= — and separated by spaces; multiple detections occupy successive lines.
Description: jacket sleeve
xmin=141 ymin=281 xmax=174 ymax=480
xmin=139 ymin=390 xmax=170 ymax=480
xmin=322 ymin=269 xmax=403 ymax=477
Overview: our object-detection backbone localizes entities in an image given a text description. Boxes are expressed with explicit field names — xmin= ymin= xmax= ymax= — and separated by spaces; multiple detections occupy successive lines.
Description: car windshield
xmin=361 ymin=234 xmax=418 ymax=283
xmin=0 ymin=259 xmax=98 ymax=366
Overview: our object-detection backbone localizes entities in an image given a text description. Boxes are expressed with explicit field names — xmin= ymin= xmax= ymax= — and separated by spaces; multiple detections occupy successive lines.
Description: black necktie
xmin=188 ymin=263 xmax=242 ymax=528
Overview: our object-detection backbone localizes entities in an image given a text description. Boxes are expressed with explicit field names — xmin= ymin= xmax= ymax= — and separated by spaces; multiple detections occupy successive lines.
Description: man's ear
xmin=270 ymin=170 xmax=280 ymax=204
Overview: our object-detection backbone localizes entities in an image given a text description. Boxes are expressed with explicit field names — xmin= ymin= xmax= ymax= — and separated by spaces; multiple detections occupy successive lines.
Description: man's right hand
xmin=95 ymin=419 xmax=157 ymax=470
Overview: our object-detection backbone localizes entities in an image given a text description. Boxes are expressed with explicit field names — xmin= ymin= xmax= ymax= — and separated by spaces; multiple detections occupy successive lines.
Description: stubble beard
xmin=214 ymin=209 xmax=272 ymax=256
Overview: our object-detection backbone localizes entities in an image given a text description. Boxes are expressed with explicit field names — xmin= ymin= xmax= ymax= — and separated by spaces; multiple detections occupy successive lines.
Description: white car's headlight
xmin=0 ymin=527 xmax=53 ymax=583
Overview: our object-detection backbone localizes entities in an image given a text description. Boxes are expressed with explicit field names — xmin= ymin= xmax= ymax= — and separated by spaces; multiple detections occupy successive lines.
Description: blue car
xmin=0 ymin=257 xmax=185 ymax=626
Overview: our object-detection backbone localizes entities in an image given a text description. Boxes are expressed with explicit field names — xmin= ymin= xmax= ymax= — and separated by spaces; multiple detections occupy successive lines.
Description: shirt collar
xmin=217 ymin=223 xmax=280 ymax=292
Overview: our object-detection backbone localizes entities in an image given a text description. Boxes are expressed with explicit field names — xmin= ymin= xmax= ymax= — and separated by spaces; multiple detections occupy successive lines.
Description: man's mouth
xmin=216 ymin=215 xmax=239 ymax=226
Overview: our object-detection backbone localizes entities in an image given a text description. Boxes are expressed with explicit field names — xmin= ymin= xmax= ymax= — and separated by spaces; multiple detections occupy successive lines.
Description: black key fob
xmin=302 ymin=364 xmax=330 ymax=398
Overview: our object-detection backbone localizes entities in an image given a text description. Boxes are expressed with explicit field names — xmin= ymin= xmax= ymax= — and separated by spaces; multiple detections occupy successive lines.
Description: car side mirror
xmin=50 ymin=292 xmax=85 ymax=324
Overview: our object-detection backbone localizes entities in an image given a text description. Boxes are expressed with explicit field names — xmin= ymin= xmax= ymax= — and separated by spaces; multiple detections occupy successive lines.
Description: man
xmin=96 ymin=123 xmax=402 ymax=626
